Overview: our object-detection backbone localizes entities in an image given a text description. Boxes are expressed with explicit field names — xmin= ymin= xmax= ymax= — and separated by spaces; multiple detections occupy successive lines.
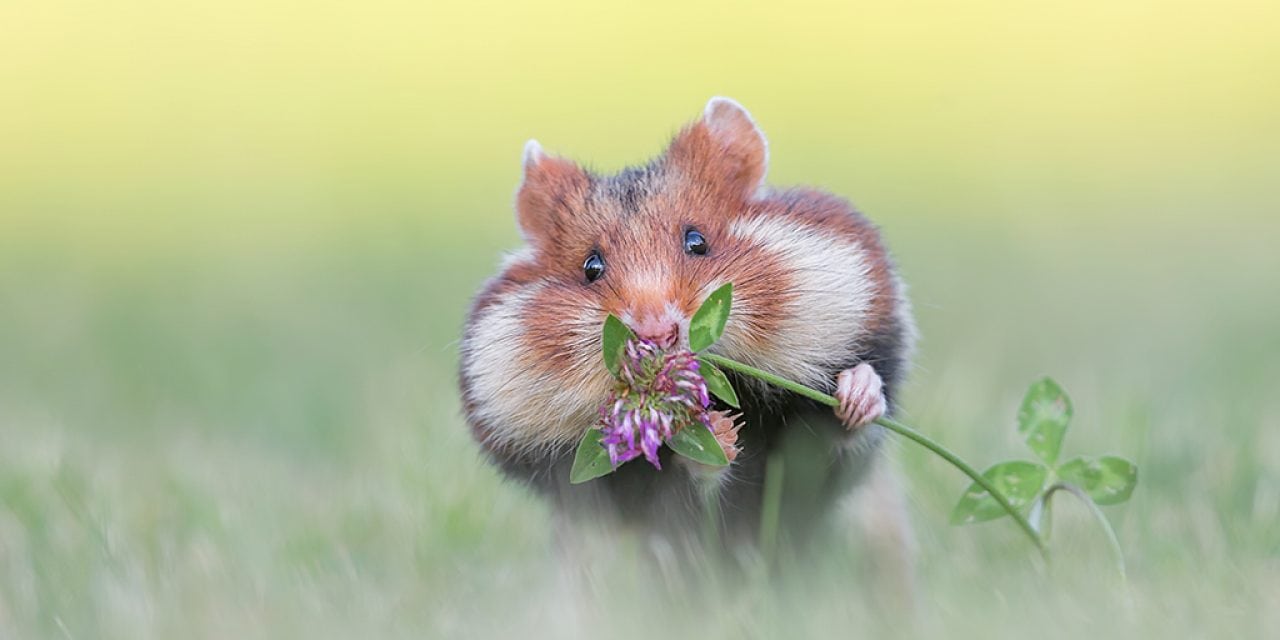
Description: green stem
xmin=700 ymin=352 xmax=1049 ymax=561
xmin=700 ymin=482 xmax=722 ymax=551
xmin=759 ymin=453 xmax=784 ymax=567
xmin=1031 ymin=494 xmax=1054 ymax=543
xmin=1044 ymin=482 xmax=1128 ymax=583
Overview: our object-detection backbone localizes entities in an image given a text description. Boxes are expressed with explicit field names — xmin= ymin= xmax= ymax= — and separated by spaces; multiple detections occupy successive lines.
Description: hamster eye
xmin=582 ymin=251 xmax=605 ymax=283
xmin=683 ymin=228 xmax=709 ymax=255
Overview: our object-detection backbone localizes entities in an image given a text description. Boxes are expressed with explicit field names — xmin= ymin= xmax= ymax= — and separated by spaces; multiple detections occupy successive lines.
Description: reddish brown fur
xmin=516 ymin=154 xmax=592 ymax=245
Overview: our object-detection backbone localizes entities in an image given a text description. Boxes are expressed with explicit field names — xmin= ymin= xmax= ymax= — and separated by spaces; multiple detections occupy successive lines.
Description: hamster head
xmin=513 ymin=97 xmax=778 ymax=348
xmin=464 ymin=97 xmax=888 ymax=453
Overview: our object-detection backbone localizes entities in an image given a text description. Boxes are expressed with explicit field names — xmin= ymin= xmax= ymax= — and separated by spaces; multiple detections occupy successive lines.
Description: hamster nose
xmin=631 ymin=316 xmax=680 ymax=349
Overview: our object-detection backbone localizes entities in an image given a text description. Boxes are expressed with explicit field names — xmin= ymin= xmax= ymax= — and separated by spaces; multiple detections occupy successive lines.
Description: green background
xmin=2 ymin=1 xmax=1278 ymax=637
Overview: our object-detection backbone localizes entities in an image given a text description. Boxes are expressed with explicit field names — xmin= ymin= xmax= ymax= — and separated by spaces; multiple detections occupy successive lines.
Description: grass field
xmin=2 ymin=1 xmax=1279 ymax=638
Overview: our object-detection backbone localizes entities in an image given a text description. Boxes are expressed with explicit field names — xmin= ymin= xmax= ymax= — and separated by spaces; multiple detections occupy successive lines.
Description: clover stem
xmin=758 ymin=452 xmax=784 ymax=566
xmin=699 ymin=352 xmax=1049 ymax=561
xmin=700 ymin=483 xmax=722 ymax=550
xmin=1043 ymin=482 xmax=1128 ymax=583
xmin=1030 ymin=495 xmax=1054 ymax=543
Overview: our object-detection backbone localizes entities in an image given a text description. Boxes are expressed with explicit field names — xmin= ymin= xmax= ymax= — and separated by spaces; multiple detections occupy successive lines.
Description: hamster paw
xmin=835 ymin=363 xmax=887 ymax=430
xmin=708 ymin=410 xmax=742 ymax=462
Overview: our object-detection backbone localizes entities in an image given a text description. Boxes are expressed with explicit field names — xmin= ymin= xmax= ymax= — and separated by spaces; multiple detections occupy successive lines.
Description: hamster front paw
xmin=835 ymin=363 xmax=887 ymax=430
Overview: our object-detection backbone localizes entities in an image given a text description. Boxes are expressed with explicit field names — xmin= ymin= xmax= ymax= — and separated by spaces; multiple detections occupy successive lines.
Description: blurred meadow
xmin=2 ymin=0 xmax=1279 ymax=637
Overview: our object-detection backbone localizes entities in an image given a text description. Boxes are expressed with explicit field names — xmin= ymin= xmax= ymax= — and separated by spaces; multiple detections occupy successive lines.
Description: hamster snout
xmin=627 ymin=312 xmax=681 ymax=349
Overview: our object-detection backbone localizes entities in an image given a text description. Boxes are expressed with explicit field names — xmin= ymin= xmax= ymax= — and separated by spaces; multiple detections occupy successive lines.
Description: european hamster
xmin=459 ymin=98 xmax=916 ymax=574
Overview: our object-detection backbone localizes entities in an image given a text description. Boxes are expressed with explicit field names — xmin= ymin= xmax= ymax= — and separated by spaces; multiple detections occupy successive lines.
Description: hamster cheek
xmin=721 ymin=215 xmax=877 ymax=391
xmin=465 ymin=283 xmax=610 ymax=449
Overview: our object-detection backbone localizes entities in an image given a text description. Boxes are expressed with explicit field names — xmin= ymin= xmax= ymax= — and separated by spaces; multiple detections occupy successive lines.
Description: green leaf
xmin=668 ymin=424 xmax=729 ymax=467
xmin=1017 ymin=377 xmax=1073 ymax=465
xmin=950 ymin=460 xmax=1049 ymax=525
xmin=1057 ymin=455 xmax=1138 ymax=505
xmin=698 ymin=359 xmax=740 ymax=408
xmin=569 ymin=429 xmax=614 ymax=484
xmin=602 ymin=315 xmax=635 ymax=379
xmin=688 ymin=283 xmax=733 ymax=352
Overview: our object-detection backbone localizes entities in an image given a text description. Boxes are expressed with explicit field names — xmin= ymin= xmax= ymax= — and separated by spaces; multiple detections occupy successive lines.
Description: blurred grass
xmin=2 ymin=0 xmax=1279 ymax=637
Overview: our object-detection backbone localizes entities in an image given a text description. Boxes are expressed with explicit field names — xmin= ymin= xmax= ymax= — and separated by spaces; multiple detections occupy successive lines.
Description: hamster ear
xmin=666 ymin=97 xmax=769 ymax=198
xmin=515 ymin=139 xmax=589 ymax=242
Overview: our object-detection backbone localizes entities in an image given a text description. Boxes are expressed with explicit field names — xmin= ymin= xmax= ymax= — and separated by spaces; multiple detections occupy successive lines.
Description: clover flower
xmin=598 ymin=339 xmax=714 ymax=469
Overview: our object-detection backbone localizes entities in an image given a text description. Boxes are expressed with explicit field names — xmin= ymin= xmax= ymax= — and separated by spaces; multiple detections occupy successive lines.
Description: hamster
xmin=458 ymin=97 xmax=917 ymax=577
